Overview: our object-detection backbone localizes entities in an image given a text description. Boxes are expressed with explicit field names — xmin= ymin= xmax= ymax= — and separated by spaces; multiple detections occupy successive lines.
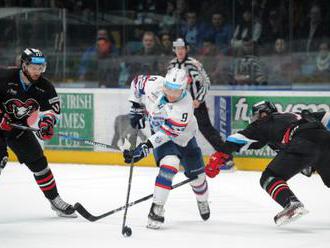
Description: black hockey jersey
xmin=0 ymin=68 xmax=60 ymax=125
xmin=220 ymin=111 xmax=328 ymax=154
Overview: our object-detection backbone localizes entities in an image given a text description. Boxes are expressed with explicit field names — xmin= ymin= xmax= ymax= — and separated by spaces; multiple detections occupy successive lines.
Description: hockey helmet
xmin=173 ymin=38 xmax=187 ymax=48
xmin=21 ymin=48 xmax=47 ymax=73
xmin=250 ymin=101 xmax=278 ymax=122
xmin=164 ymin=68 xmax=189 ymax=90
xmin=163 ymin=68 xmax=189 ymax=102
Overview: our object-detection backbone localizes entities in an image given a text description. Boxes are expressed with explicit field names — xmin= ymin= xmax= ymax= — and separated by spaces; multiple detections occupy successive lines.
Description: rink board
xmin=8 ymin=149 xmax=271 ymax=171
xmin=8 ymin=89 xmax=330 ymax=171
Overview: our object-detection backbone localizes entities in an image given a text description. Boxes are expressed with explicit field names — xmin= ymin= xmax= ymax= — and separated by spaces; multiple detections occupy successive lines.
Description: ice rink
xmin=0 ymin=162 xmax=329 ymax=248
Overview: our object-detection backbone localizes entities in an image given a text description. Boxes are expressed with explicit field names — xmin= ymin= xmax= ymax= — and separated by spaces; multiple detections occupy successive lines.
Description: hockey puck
xmin=122 ymin=226 xmax=132 ymax=237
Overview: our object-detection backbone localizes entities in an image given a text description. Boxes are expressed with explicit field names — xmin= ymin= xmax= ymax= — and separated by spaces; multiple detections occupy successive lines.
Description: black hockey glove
xmin=129 ymin=104 xmax=146 ymax=129
xmin=123 ymin=142 xmax=150 ymax=163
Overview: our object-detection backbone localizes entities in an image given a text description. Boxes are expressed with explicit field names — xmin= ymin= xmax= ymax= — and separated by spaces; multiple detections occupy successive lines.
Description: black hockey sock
xmin=262 ymin=177 xmax=299 ymax=208
xmin=34 ymin=167 xmax=58 ymax=200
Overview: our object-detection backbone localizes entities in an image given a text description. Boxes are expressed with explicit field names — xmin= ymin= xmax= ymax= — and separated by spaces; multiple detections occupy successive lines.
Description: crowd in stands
xmin=0 ymin=0 xmax=329 ymax=87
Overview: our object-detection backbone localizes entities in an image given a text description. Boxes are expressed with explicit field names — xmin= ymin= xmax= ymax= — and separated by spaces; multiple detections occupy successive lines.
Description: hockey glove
xmin=205 ymin=151 xmax=231 ymax=178
xmin=129 ymin=105 xmax=146 ymax=129
xmin=123 ymin=142 xmax=150 ymax=163
xmin=36 ymin=113 xmax=56 ymax=140
xmin=0 ymin=155 xmax=8 ymax=175
xmin=0 ymin=113 xmax=12 ymax=131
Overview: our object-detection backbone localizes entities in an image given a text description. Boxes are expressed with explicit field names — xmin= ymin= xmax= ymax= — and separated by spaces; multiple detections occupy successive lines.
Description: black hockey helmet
xmin=20 ymin=48 xmax=47 ymax=83
xmin=21 ymin=48 xmax=47 ymax=71
xmin=250 ymin=101 xmax=278 ymax=122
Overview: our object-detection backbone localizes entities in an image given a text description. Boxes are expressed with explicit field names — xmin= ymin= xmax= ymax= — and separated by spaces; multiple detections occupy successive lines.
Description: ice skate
xmin=274 ymin=201 xmax=309 ymax=226
xmin=50 ymin=196 xmax=77 ymax=218
xmin=197 ymin=200 xmax=210 ymax=221
xmin=147 ymin=203 xmax=165 ymax=229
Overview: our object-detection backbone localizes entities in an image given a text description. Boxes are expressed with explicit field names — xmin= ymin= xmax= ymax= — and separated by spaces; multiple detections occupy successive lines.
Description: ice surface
xmin=0 ymin=163 xmax=329 ymax=248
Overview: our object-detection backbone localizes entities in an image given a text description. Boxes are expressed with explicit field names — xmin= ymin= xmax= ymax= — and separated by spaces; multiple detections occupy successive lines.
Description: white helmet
xmin=164 ymin=68 xmax=189 ymax=90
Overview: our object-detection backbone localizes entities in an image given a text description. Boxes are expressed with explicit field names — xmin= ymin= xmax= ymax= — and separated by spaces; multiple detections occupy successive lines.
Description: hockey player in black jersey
xmin=0 ymin=48 xmax=77 ymax=218
xmin=205 ymin=100 xmax=330 ymax=225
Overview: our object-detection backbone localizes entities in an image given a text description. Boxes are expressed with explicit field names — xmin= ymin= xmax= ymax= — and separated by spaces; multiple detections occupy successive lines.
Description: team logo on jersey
xmin=4 ymin=98 xmax=39 ymax=119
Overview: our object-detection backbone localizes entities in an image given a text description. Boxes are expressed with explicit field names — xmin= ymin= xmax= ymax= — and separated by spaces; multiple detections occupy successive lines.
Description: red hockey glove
xmin=36 ymin=113 xmax=56 ymax=140
xmin=205 ymin=151 xmax=231 ymax=178
xmin=0 ymin=113 xmax=12 ymax=131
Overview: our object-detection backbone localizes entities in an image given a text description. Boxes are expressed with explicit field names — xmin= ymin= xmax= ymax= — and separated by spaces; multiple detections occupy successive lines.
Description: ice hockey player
xmin=123 ymin=68 xmax=210 ymax=229
xmin=205 ymin=100 xmax=330 ymax=225
xmin=168 ymin=38 xmax=234 ymax=170
xmin=0 ymin=48 xmax=77 ymax=218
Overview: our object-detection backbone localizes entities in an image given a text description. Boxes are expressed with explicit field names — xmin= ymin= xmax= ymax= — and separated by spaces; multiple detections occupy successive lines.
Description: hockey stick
xmin=121 ymin=128 xmax=139 ymax=237
xmin=10 ymin=124 xmax=120 ymax=151
xmin=10 ymin=123 xmax=40 ymax=132
xmin=73 ymin=177 xmax=195 ymax=222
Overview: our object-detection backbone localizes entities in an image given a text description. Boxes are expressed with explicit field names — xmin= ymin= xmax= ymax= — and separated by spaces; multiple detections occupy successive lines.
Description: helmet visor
xmin=26 ymin=63 xmax=47 ymax=73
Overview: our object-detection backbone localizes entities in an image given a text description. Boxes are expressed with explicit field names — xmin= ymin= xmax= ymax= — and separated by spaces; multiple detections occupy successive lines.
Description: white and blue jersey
xmin=128 ymin=75 xmax=198 ymax=148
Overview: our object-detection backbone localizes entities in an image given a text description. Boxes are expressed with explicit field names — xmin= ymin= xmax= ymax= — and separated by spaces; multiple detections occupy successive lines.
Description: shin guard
xmin=153 ymin=156 xmax=179 ymax=205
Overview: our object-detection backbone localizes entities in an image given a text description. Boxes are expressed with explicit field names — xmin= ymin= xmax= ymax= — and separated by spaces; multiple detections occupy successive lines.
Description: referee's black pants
xmin=194 ymin=101 xmax=224 ymax=151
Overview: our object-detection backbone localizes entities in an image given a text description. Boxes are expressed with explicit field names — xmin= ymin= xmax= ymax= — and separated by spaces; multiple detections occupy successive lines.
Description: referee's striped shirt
xmin=167 ymin=56 xmax=210 ymax=102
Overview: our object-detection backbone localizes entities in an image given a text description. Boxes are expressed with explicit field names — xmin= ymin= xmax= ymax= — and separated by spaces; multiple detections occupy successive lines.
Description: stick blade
xmin=74 ymin=202 xmax=98 ymax=222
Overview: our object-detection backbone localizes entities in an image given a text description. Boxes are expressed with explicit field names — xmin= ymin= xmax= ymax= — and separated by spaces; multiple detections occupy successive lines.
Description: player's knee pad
xmin=26 ymin=156 xmax=48 ymax=174
xmin=260 ymin=168 xmax=278 ymax=189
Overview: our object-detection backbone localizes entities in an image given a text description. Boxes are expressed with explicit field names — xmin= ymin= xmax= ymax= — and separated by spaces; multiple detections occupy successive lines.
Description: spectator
xmin=124 ymin=31 xmax=160 ymax=84
xmin=197 ymin=37 xmax=227 ymax=85
xmin=159 ymin=1 xmax=177 ymax=31
xmin=204 ymin=13 xmax=233 ymax=54
xmin=261 ymin=9 xmax=287 ymax=53
xmin=159 ymin=32 xmax=173 ymax=55
xmin=134 ymin=0 xmax=157 ymax=24
xmin=78 ymin=29 xmax=120 ymax=87
xmin=229 ymin=41 xmax=267 ymax=86
xmin=137 ymin=31 xmax=161 ymax=55
xmin=267 ymin=38 xmax=299 ymax=85
xmin=179 ymin=11 xmax=205 ymax=54
xmin=314 ymin=41 xmax=330 ymax=79
xmin=298 ymin=4 xmax=329 ymax=53
xmin=231 ymin=9 xmax=262 ymax=55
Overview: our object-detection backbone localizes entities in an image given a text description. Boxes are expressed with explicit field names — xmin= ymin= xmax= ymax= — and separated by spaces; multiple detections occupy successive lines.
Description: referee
xmin=167 ymin=38 xmax=234 ymax=168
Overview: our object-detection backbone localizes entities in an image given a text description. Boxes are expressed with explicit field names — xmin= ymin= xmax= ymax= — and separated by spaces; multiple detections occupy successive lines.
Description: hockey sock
xmin=153 ymin=164 xmax=178 ymax=205
xmin=34 ymin=167 xmax=58 ymax=200
xmin=261 ymin=176 xmax=299 ymax=208
xmin=190 ymin=173 xmax=208 ymax=202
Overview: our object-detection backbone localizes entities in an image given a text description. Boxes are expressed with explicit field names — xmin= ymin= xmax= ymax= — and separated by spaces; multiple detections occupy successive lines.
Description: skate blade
xmin=54 ymin=210 xmax=78 ymax=218
xmin=146 ymin=220 xmax=162 ymax=229
xmin=275 ymin=207 xmax=309 ymax=226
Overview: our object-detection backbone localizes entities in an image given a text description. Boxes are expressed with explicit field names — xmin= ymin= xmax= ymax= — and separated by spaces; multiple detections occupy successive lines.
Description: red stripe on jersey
xmin=166 ymin=118 xmax=187 ymax=127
